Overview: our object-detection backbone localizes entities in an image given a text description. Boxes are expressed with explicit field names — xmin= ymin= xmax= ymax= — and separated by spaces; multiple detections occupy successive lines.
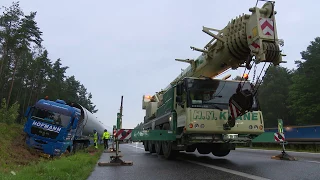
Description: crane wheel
xmin=212 ymin=150 xmax=230 ymax=157
xmin=197 ymin=144 xmax=211 ymax=154
xmin=161 ymin=123 xmax=177 ymax=159
xmin=155 ymin=126 xmax=163 ymax=155
xmin=148 ymin=141 xmax=156 ymax=153
xmin=144 ymin=141 xmax=149 ymax=151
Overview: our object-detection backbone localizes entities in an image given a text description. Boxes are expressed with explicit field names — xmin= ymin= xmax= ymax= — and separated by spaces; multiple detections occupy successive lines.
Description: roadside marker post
xmin=104 ymin=126 xmax=121 ymax=153
xmin=98 ymin=96 xmax=133 ymax=166
xmin=271 ymin=119 xmax=297 ymax=161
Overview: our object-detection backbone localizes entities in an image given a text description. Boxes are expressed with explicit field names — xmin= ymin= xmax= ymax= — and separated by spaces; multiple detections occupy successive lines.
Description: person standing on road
xmin=93 ymin=129 xmax=98 ymax=149
xmin=102 ymin=129 xmax=110 ymax=149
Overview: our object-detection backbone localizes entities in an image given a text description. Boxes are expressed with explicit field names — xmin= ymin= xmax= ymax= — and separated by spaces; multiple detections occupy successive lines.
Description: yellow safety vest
xmin=93 ymin=132 xmax=98 ymax=140
xmin=103 ymin=132 xmax=110 ymax=139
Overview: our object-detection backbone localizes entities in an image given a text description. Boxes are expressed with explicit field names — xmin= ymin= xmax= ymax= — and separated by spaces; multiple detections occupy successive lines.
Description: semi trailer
xmin=23 ymin=97 xmax=110 ymax=157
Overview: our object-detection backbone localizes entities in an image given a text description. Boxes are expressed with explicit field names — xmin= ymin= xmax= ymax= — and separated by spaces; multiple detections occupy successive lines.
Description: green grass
xmin=1 ymin=146 xmax=104 ymax=180
xmin=0 ymin=122 xmax=104 ymax=180
xmin=0 ymin=123 xmax=40 ymax=173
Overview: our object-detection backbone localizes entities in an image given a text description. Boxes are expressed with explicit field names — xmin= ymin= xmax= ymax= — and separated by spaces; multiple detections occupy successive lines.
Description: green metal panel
xmin=252 ymin=132 xmax=275 ymax=143
xmin=156 ymin=87 xmax=174 ymax=116
xmin=117 ymin=113 xmax=121 ymax=129
xmin=131 ymin=129 xmax=176 ymax=141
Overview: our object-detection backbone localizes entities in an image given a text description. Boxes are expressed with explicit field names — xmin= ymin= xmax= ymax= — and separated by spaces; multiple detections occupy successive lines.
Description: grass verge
xmin=0 ymin=123 xmax=40 ymax=173
xmin=1 ymin=146 xmax=104 ymax=180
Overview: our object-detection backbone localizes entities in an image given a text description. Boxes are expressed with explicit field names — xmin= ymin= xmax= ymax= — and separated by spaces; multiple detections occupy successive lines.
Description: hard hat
xmin=104 ymin=129 xmax=107 ymax=132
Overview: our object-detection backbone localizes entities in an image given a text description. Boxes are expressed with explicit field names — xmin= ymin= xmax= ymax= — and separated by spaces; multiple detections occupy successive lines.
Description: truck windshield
xmin=186 ymin=79 xmax=258 ymax=110
xmin=30 ymin=108 xmax=71 ymax=128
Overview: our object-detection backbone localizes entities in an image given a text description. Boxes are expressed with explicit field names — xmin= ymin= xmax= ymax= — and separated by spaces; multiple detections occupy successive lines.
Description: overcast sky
xmin=1 ymin=0 xmax=319 ymax=129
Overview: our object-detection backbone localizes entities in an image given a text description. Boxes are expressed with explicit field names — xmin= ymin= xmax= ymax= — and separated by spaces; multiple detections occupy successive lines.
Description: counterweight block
xmin=271 ymin=151 xmax=297 ymax=161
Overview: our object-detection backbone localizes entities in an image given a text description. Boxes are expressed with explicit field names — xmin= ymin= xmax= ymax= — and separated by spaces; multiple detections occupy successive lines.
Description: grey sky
xmin=2 ymin=0 xmax=319 ymax=129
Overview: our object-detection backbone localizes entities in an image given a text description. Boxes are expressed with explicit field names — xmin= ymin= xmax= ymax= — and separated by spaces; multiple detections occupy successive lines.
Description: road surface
xmin=88 ymin=143 xmax=320 ymax=180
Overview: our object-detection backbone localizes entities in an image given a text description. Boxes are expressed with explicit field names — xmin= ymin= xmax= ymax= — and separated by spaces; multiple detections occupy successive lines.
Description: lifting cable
xmin=236 ymin=0 xmax=276 ymax=95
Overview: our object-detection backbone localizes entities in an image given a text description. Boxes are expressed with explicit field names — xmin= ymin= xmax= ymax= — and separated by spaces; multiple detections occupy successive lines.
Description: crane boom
xmin=162 ymin=1 xmax=284 ymax=93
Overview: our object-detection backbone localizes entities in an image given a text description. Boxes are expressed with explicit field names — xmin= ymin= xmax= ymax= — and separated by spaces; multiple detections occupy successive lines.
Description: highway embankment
xmin=0 ymin=123 xmax=103 ymax=180
xmin=0 ymin=123 xmax=39 ymax=174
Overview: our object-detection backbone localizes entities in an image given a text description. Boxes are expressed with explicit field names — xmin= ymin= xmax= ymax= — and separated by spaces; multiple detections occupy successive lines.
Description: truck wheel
xmin=161 ymin=123 xmax=177 ymax=159
xmin=60 ymin=149 xmax=70 ymax=158
xmin=73 ymin=143 xmax=78 ymax=153
xmin=212 ymin=149 xmax=230 ymax=157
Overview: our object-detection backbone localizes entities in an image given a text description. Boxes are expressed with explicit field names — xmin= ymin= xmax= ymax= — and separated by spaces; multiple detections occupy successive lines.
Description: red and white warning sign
xmin=115 ymin=129 xmax=132 ymax=140
xmin=274 ymin=132 xmax=285 ymax=142
xmin=259 ymin=17 xmax=274 ymax=36
xmin=249 ymin=39 xmax=261 ymax=51
xmin=228 ymin=99 xmax=242 ymax=120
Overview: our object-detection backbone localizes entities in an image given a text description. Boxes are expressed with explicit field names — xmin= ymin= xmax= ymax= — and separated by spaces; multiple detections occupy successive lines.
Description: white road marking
xmin=304 ymin=160 xmax=320 ymax=164
xmin=184 ymin=160 xmax=271 ymax=180
xmin=125 ymin=144 xmax=144 ymax=150
xmin=238 ymin=148 xmax=320 ymax=155
xmin=126 ymin=144 xmax=270 ymax=180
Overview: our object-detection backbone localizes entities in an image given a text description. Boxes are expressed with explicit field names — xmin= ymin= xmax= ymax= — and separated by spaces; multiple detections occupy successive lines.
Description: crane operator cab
xmin=189 ymin=90 xmax=217 ymax=107
xmin=183 ymin=76 xmax=257 ymax=130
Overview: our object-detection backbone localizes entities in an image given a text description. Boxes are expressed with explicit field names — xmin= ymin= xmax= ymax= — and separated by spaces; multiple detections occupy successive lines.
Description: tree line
xmin=0 ymin=2 xmax=98 ymax=124
xmin=135 ymin=37 xmax=320 ymax=129
xmin=258 ymin=37 xmax=320 ymax=128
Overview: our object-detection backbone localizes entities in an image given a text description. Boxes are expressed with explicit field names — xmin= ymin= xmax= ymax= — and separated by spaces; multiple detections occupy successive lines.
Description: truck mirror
xmin=24 ymin=106 xmax=31 ymax=117
xmin=72 ymin=118 xmax=78 ymax=129
xmin=176 ymin=96 xmax=182 ymax=103
xmin=176 ymin=84 xmax=183 ymax=96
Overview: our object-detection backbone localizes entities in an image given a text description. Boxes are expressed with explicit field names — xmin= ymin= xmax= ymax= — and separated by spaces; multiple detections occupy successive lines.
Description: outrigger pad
xmin=98 ymin=155 xmax=133 ymax=166
xmin=271 ymin=151 xmax=297 ymax=161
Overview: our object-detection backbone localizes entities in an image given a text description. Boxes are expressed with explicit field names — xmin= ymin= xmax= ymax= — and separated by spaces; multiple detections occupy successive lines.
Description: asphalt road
xmin=88 ymin=143 xmax=320 ymax=180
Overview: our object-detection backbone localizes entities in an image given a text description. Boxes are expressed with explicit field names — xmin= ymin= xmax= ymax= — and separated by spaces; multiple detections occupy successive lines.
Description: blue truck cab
xmin=23 ymin=98 xmax=90 ymax=156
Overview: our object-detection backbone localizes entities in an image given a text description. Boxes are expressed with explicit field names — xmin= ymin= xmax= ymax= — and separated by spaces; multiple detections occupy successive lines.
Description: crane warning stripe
xmin=259 ymin=18 xmax=274 ymax=36
xmin=274 ymin=132 xmax=285 ymax=142
xmin=115 ymin=129 xmax=132 ymax=140
xmin=228 ymin=100 xmax=242 ymax=120
xmin=249 ymin=39 xmax=260 ymax=51
xmin=250 ymin=42 xmax=260 ymax=49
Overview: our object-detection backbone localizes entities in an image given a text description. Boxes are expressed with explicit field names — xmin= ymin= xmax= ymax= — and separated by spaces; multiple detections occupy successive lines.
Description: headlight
xmin=54 ymin=149 xmax=61 ymax=152
xmin=223 ymin=134 xmax=238 ymax=139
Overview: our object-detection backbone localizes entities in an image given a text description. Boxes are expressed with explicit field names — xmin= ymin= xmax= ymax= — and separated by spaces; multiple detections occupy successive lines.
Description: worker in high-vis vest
xmin=102 ymin=129 xmax=110 ymax=149
xmin=93 ymin=129 xmax=98 ymax=149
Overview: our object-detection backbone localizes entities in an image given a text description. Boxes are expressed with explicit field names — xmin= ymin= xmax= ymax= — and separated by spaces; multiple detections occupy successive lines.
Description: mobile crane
xmin=132 ymin=1 xmax=286 ymax=159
